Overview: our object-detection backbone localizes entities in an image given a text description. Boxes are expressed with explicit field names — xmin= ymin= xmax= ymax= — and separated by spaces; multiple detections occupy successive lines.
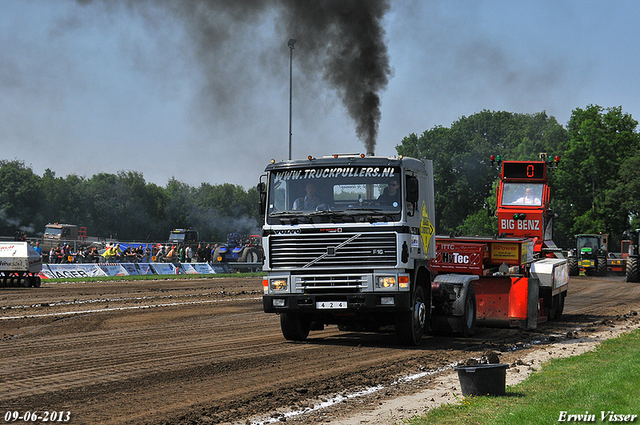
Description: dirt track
xmin=1 ymin=274 xmax=640 ymax=425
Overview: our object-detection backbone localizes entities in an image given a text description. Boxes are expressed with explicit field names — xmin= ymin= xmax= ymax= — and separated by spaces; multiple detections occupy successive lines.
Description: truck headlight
xmin=270 ymin=278 xmax=288 ymax=292
xmin=376 ymin=276 xmax=397 ymax=289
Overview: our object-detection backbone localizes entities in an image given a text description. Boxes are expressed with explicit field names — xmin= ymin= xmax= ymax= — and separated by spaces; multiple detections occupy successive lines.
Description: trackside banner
xmin=39 ymin=262 xmax=222 ymax=279
xmin=182 ymin=263 xmax=217 ymax=274
xmin=43 ymin=264 xmax=108 ymax=279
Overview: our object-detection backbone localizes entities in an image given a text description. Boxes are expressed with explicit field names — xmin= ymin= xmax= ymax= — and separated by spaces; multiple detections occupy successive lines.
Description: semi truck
xmin=259 ymin=154 xmax=466 ymax=345
xmin=42 ymin=223 xmax=82 ymax=251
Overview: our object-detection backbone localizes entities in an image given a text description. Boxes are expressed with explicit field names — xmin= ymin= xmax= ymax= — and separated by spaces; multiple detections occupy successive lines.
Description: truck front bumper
xmin=263 ymin=292 xmax=412 ymax=313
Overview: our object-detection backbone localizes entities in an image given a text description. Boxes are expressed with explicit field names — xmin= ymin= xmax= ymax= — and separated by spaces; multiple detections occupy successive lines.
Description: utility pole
xmin=288 ymin=38 xmax=296 ymax=160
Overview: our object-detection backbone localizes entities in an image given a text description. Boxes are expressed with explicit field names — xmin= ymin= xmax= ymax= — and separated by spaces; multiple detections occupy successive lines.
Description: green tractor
xmin=567 ymin=234 xmax=608 ymax=276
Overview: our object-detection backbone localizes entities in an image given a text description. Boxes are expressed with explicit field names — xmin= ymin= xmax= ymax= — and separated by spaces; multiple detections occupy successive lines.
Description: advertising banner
xmin=99 ymin=264 xmax=129 ymax=276
xmin=121 ymin=263 xmax=154 ymax=275
xmin=42 ymin=264 xmax=108 ymax=279
xmin=39 ymin=262 xmax=231 ymax=279
xmin=183 ymin=263 xmax=216 ymax=274
xmin=150 ymin=263 xmax=178 ymax=275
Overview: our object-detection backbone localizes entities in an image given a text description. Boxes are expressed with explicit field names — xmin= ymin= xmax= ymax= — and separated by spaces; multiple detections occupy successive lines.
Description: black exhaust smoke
xmin=75 ymin=0 xmax=391 ymax=156
xmin=279 ymin=1 xmax=392 ymax=156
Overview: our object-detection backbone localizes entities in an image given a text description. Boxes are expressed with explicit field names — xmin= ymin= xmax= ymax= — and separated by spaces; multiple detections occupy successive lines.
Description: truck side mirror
xmin=406 ymin=175 xmax=419 ymax=205
xmin=257 ymin=181 xmax=267 ymax=218
xmin=405 ymin=175 xmax=418 ymax=216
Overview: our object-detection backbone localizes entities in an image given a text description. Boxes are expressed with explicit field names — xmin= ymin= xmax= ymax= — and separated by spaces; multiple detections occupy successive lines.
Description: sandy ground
xmin=1 ymin=274 xmax=639 ymax=425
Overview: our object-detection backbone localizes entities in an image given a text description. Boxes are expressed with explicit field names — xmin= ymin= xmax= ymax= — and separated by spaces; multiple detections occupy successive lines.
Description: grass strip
xmin=410 ymin=329 xmax=640 ymax=425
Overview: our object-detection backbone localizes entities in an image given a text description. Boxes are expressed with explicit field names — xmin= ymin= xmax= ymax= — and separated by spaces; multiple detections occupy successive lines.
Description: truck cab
xmin=42 ymin=224 xmax=79 ymax=251
xmin=168 ymin=229 xmax=199 ymax=245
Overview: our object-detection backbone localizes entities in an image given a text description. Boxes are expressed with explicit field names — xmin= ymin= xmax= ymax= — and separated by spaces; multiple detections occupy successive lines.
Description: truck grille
xmin=294 ymin=274 xmax=368 ymax=292
xmin=269 ymin=232 xmax=397 ymax=269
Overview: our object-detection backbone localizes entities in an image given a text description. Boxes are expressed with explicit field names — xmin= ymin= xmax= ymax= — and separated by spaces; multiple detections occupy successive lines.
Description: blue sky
xmin=1 ymin=0 xmax=639 ymax=190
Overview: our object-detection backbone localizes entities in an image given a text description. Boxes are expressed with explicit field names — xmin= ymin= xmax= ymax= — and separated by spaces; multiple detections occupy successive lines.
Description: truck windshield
xmin=169 ymin=234 xmax=186 ymax=242
xmin=267 ymin=166 xmax=402 ymax=224
xmin=44 ymin=228 xmax=62 ymax=236
xmin=502 ymin=183 xmax=543 ymax=206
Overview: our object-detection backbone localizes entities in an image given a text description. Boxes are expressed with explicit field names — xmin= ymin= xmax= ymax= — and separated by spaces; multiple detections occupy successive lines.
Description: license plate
xmin=316 ymin=301 xmax=347 ymax=309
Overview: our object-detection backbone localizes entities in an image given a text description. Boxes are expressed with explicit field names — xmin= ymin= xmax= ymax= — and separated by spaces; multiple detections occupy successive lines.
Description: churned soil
xmin=1 ymin=274 xmax=639 ymax=425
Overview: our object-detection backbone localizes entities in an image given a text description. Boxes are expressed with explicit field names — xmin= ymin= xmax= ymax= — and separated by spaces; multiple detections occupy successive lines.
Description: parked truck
xmin=42 ymin=223 xmax=81 ymax=251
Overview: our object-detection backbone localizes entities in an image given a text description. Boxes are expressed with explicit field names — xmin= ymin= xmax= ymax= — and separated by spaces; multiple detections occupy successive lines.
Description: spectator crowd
xmin=44 ymin=242 xmax=219 ymax=264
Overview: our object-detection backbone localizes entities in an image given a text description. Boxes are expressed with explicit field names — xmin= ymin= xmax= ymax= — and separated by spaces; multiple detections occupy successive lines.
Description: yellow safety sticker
xmin=420 ymin=201 xmax=435 ymax=252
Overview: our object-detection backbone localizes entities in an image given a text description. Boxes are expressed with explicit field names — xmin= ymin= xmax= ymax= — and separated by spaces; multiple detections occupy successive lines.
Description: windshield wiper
xmin=269 ymin=211 xmax=300 ymax=217
xmin=268 ymin=211 xmax=314 ymax=224
xmin=308 ymin=209 xmax=397 ymax=223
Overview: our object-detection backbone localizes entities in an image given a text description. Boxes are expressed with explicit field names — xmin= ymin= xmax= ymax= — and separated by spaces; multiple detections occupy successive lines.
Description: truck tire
xmin=626 ymin=256 xmax=639 ymax=282
xmin=396 ymin=285 xmax=426 ymax=346
xmin=461 ymin=285 xmax=476 ymax=337
xmin=240 ymin=248 xmax=259 ymax=263
xmin=568 ymin=257 xmax=579 ymax=276
xmin=280 ymin=313 xmax=310 ymax=341
xmin=549 ymin=291 xmax=565 ymax=319
xmin=549 ymin=292 xmax=564 ymax=320
xmin=597 ymin=256 xmax=607 ymax=276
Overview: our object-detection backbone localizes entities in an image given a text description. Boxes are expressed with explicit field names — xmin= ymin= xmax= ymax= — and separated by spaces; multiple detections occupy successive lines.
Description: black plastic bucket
xmin=454 ymin=363 xmax=509 ymax=396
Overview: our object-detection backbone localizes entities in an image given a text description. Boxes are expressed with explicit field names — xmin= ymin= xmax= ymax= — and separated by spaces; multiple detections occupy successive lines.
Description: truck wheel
xmin=554 ymin=292 xmax=565 ymax=319
xmin=280 ymin=313 xmax=310 ymax=341
xmin=597 ymin=257 xmax=607 ymax=276
xmin=626 ymin=257 xmax=639 ymax=282
xmin=568 ymin=257 xmax=579 ymax=276
xmin=461 ymin=286 xmax=476 ymax=337
xmin=549 ymin=292 xmax=565 ymax=320
xmin=396 ymin=285 xmax=426 ymax=346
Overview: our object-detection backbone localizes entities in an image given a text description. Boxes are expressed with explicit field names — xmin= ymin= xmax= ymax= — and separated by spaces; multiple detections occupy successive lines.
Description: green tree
xmin=555 ymin=105 xmax=640 ymax=247
xmin=0 ymin=160 xmax=44 ymax=235
xmin=192 ymin=183 xmax=260 ymax=242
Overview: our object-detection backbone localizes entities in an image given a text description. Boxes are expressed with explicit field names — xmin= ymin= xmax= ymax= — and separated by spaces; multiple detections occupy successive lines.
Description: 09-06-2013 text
xmin=3 ymin=411 xmax=71 ymax=422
